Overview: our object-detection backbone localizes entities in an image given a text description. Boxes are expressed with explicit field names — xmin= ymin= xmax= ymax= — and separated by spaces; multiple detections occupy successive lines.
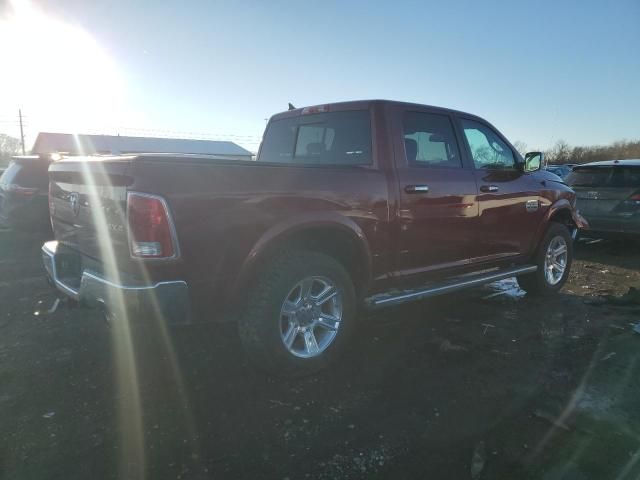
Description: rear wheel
xmin=238 ymin=250 xmax=356 ymax=376
xmin=517 ymin=222 xmax=573 ymax=295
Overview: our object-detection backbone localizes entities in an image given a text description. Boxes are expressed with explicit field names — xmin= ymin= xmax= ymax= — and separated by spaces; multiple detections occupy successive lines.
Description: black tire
xmin=238 ymin=250 xmax=357 ymax=377
xmin=517 ymin=222 xmax=573 ymax=295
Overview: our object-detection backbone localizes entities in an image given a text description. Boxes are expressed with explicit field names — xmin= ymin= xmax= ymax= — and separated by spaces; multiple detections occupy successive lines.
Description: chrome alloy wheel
xmin=544 ymin=235 xmax=568 ymax=286
xmin=279 ymin=276 xmax=343 ymax=358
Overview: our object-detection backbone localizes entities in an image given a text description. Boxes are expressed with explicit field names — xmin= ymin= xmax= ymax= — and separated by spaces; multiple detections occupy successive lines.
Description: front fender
xmin=533 ymin=199 xmax=587 ymax=247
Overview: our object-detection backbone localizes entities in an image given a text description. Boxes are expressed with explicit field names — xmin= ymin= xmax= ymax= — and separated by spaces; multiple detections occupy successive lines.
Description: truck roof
xmin=270 ymin=99 xmax=486 ymax=122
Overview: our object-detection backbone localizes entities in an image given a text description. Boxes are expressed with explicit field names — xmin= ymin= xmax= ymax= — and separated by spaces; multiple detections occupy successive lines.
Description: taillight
xmin=616 ymin=192 xmax=640 ymax=213
xmin=127 ymin=192 xmax=177 ymax=258
xmin=301 ymin=104 xmax=330 ymax=115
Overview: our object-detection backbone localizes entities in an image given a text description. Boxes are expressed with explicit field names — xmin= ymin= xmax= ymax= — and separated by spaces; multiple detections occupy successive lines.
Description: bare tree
xmin=512 ymin=141 xmax=528 ymax=157
xmin=545 ymin=140 xmax=571 ymax=164
xmin=0 ymin=134 xmax=21 ymax=166
xmin=540 ymin=138 xmax=640 ymax=165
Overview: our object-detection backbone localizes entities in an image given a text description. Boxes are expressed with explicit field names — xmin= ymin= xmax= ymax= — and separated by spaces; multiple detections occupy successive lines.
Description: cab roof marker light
xmin=301 ymin=105 xmax=330 ymax=115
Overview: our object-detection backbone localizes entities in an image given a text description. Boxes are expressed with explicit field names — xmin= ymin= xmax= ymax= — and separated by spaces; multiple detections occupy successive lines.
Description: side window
xmin=403 ymin=112 xmax=462 ymax=168
xmin=258 ymin=110 xmax=371 ymax=165
xmin=461 ymin=119 xmax=516 ymax=170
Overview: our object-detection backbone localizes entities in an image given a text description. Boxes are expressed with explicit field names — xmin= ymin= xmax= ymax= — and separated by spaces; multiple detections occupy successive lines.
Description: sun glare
xmin=0 ymin=0 xmax=132 ymax=135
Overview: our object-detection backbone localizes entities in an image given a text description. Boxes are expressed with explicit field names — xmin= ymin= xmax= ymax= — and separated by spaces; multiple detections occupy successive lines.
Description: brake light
xmin=301 ymin=104 xmax=330 ymax=115
xmin=622 ymin=193 xmax=640 ymax=206
xmin=127 ymin=193 xmax=177 ymax=258
xmin=628 ymin=193 xmax=640 ymax=202
xmin=617 ymin=192 xmax=640 ymax=213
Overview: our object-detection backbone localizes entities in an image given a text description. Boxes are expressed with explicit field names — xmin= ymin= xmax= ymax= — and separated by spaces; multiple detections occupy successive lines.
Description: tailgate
xmin=573 ymin=186 xmax=637 ymax=216
xmin=49 ymin=157 xmax=134 ymax=262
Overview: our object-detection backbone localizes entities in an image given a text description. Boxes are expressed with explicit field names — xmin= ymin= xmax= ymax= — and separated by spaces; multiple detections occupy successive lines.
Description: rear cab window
xmin=258 ymin=110 xmax=372 ymax=166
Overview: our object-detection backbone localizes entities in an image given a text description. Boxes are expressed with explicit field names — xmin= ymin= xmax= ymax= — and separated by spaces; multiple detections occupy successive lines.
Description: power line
xmin=80 ymin=126 xmax=264 ymax=142
xmin=19 ymin=109 xmax=26 ymax=155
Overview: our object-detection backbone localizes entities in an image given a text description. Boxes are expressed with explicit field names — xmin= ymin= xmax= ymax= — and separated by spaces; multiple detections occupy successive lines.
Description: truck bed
xmin=49 ymin=154 xmax=391 ymax=315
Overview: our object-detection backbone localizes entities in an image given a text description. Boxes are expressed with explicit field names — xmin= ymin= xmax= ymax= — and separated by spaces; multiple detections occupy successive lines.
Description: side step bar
xmin=365 ymin=265 xmax=537 ymax=309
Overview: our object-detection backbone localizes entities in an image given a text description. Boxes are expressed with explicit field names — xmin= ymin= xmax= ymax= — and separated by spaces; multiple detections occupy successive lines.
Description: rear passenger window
xmin=258 ymin=110 xmax=371 ymax=166
xmin=403 ymin=112 xmax=462 ymax=168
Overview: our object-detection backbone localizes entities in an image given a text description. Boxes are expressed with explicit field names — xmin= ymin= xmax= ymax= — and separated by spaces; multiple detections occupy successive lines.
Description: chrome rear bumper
xmin=42 ymin=240 xmax=192 ymax=324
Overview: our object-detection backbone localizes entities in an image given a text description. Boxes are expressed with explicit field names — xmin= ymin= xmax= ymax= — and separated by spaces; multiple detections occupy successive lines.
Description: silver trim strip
xmin=42 ymin=242 xmax=186 ymax=300
xmin=42 ymin=242 xmax=80 ymax=300
xmin=368 ymin=265 xmax=537 ymax=308
xmin=81 ymin=271 xmax=187 ymax=292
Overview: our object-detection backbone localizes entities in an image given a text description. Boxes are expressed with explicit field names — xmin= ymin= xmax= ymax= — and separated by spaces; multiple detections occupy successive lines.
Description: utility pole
xmin=18 ymin=109 xmax=25 ymax=155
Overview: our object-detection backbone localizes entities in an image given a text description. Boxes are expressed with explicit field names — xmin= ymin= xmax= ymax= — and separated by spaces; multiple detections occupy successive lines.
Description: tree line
xmin=543 ymin=139 xmax=640 ymax=165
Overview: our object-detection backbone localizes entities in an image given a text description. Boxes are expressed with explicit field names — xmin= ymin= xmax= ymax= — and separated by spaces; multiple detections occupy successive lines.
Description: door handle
xmin=405 ymin=185 xmax=430 ymax=194
xmin=480 ymin=185 xmax=499 ymax=193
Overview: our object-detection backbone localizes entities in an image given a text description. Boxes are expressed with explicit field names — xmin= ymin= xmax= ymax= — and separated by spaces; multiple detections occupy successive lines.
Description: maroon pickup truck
xmin=43 ymin=100 xmax=586 ymax=375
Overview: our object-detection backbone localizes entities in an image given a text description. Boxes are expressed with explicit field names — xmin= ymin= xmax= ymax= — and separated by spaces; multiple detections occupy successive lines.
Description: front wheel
xmin=517 ymin=222 xmax=573 ymax=295
xmin=238 ymin=250 xmax=356 ymax=377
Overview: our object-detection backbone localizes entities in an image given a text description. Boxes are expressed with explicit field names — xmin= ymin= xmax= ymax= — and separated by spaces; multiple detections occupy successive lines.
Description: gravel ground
xmin=1 ymin=230 xmax=639 ymax=480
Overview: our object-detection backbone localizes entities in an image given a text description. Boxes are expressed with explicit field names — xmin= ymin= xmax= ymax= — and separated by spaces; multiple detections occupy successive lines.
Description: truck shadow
xmin=574 ymin=238 xmax=640 ymax=271
xmin=127 ymin=281 xmax=618 ymax=479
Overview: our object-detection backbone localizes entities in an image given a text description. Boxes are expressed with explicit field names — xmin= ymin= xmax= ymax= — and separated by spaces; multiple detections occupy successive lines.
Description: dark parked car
xmin=0 ymin=156 xmax=51 ymax=231
xmin=567 ymin=159 xmax=640 ymax=238
xmin=42 ymin=100 xmax=586 ymax=375
xmin=546 ymin=164 xmax=575 ymax=180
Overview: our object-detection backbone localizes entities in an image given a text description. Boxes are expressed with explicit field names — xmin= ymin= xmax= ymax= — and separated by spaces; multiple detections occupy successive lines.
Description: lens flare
xmin=74 ymin=136 xmax=200 ymax=477
xmin=0 ymin=0 xmax=136 ymax=138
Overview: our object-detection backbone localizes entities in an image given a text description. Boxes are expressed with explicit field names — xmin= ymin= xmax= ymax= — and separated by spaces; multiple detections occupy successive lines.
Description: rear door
xmin=458 ymin=117 xmax=544 ymax=263
xmin=393 ymin=106 xmax=479 ymax=283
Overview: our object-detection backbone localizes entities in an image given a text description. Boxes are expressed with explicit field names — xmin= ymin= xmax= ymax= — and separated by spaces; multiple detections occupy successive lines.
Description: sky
xmin=0 ymin=0 xmax=638 ymax=153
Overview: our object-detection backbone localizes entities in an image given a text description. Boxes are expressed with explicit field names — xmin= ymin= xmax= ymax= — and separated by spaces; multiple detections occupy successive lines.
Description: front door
xmin=394 ymin=109 xmax=479 ymax=284
xmin=458 ymin=117 xmax=544 ymax=263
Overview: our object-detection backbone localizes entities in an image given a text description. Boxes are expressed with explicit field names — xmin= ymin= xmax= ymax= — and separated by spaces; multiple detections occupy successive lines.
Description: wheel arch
xmin=232 ymin=214 xmax=373 ymax=303
xmin=533 ymin=199 xmax=578 ymax=249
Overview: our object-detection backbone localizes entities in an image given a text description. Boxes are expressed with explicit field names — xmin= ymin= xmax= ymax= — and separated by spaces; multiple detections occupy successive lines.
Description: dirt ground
xmin=1 ymin=230 xmax=639 ymax=480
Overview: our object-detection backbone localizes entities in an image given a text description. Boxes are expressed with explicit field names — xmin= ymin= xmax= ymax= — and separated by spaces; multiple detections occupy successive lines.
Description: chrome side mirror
xmin=524 ymin=151 xmax=543 ymax=172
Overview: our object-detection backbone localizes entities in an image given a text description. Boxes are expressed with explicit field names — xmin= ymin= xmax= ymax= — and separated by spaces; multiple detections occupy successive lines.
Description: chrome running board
xmin=365 ymin=265 xmax=537 ymax=309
